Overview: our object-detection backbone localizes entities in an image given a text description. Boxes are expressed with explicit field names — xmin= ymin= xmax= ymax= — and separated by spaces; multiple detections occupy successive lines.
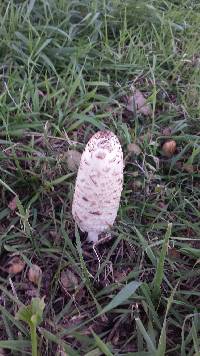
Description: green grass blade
xmin=152 ymin=223 xmax=172 ymax=301
xmin=0 ymin=340 xmax=31 ymax=353
xmin=155 ymin=283 xmax=178 ymax=356
xmin=135 ymin=317 xmax=156 ymax=353
xmin=99 ymin=281 xmax=141 ymax=315
xmin=91 ymin=330 xmax=114 ymax=356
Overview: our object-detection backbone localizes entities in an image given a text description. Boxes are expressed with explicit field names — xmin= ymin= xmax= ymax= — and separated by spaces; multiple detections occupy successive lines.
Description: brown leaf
xmin=49 ymin=230 xmax=61 ymax=243
xmin=162 ymin=140 xmax=176 ymax=157
xmin=162 ymin=127 xmax=172 ymax=136
xmin=134 ymin=90 xmax=152 ymax=116
xmin=114 ymin=269 xmax=130 ymax=282
xmin=66 ymin=150 xmax=81 ymax=171
xmin=126 ymin=89 xmax=152 ymax=116
xmin=182 ymin=163 xmax=194 ymax=173
xmin=168 ymin=247 xmax=181 ymax=259
xmin=25 ymin=287 xmax=38 ymax=298
xmin=60 ymin=269 xmax=78 ymax=291
xmin=28 ymin=264 xmax=42 ymax=285
xmin=158 ymin=202 xmax=168 ymax=210
xmin=6 ymin=256 xmax=25 ymax=275
xmin=8 ymin=196 xmax=17 ymax=211
xmin=127 ymin=143 xmax=142 ymax=155
xmin=126 ymin=95 xmax=135 ymax=112
xmin=74 ymin=287 xmax=86 ymax=303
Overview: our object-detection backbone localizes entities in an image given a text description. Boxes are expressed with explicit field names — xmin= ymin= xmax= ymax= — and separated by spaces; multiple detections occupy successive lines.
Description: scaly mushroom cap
xmin=72 ymin=130 xmax=123 ymax=243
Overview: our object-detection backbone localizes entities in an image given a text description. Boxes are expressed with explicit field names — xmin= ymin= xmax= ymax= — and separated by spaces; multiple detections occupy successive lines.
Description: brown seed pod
xmin=28 ymin=264 xmax=42 ymax=285
xmin=162 ymin=140 xmax=176 ymax=157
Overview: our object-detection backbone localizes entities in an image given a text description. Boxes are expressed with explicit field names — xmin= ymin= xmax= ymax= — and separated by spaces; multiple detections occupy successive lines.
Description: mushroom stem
xmin=88 ymin=231 xmax=99 ymax=243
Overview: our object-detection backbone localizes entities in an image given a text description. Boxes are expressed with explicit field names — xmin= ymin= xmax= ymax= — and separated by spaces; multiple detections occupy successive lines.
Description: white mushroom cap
xmin=72 ymin=130 xmax=123 ymax=243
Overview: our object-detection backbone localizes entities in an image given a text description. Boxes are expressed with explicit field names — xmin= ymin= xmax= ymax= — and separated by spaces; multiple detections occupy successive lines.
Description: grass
xmin=0 ymin=0 xmax=200 ymax=355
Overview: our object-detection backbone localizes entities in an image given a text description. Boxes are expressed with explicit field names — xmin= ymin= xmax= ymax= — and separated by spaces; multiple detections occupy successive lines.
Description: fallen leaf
xmin=162 ymin=127 xmax=172 ymax=136
xmin=60 ymin=269 xmax=78 ymax=291
xmin=114 ymin=268 xmax=131 ymax=282
xmin=6 ymin=256 xmax=25 ymax=275
xmin=182 ymin=163 xmax=194 ymax=173
xmin=49 ymin=230 xmax=61 ymax=243
xmin=28 ymin=264 xmax=42 ymax=285
xmin=74 ymin=287 xmax=86 ymax=303
xmin=127 ymin=143 xmax=142 ymax=155
xmin=134 ymin=90 xmax=152 ymax=116
xmin=8 ymin=196 xmax=17 ymax=211
xmin=162 ymin=140 xmax=176 ymax=157
xmin=158 ymin=202 xmax=168 ymax=210
xmin=66 ymin=150 xmax=81 ymax=172
xmin=126 ymin=89 xmax=152 ymax=116
xmin=126 ymin=95 xmax=135 ymax=113
xmin=168 ymin=247 xmax=181 ymax=259
xmin=25 ymin=287 xmax=38 ymax=298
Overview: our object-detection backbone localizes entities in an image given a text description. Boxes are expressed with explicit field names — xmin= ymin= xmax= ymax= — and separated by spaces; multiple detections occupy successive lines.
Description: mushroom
xmin=162 ymin=140 xmax=176 ymax=158
xmin=72 ymin=130 xmax=123 ymax=243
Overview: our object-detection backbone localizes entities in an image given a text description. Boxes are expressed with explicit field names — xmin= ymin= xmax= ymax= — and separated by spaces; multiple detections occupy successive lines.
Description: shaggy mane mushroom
xmin=72 ymin=130 xmax=123 ymax=243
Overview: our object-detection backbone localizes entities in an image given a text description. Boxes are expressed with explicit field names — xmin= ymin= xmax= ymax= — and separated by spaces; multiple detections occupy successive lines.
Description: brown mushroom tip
xmin=162 ymin=140 xmax=176 ymax=158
